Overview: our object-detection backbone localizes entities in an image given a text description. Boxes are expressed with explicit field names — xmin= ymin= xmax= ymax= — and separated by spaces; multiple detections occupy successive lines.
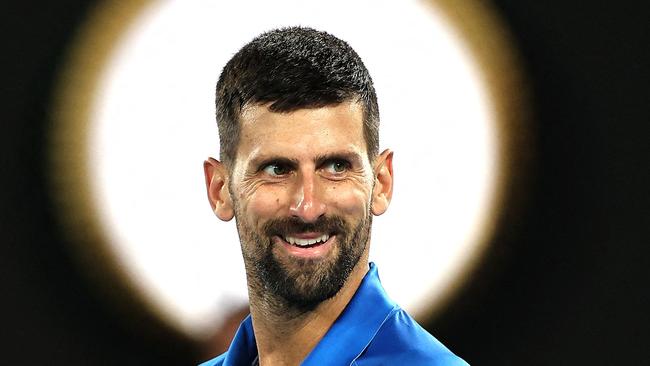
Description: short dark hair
xmin=215 ymin=26 xmax=379 ymax=166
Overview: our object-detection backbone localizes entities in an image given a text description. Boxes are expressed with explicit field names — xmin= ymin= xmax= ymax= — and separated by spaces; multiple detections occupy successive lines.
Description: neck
xmin=247 ymin=256 xmax=369 ymax=366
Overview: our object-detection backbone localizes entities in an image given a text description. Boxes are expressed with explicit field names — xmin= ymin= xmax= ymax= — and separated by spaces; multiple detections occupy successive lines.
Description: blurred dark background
xmin=1 ymin=1 xmax=647 ymax=364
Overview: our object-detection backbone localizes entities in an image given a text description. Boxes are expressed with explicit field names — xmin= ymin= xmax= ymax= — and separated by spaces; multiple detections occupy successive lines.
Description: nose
xmin=289 ymin=170 xmax=326 ymax=223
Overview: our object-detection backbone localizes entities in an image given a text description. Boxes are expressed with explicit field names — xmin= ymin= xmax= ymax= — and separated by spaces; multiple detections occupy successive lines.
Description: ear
xmin=203 ymin=157 xmax=234 ymax=221
xmin=371 ymin=149 xmax=394 ymax=216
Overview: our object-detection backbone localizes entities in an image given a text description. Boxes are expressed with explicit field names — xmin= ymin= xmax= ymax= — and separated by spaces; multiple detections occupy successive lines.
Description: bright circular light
xmin=63 ymin=0 xmax=502 ymax=340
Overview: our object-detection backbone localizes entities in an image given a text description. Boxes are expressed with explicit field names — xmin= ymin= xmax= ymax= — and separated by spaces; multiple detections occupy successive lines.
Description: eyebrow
xmin=248 ymin=151 xmax=365 ymax=171
xmin=250 ymin=156 xmax=299 ymax=172
xmin=314 ymin=152 xmax=364 ymax=167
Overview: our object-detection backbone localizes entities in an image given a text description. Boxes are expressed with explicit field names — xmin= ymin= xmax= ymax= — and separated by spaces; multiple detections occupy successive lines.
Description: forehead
xmin=236 ymin=101 xmax=367 ymax=162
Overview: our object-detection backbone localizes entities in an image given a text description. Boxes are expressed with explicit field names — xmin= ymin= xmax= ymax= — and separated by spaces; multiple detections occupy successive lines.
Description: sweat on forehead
xmin=235 ymin=102 xmax=369 ymax=166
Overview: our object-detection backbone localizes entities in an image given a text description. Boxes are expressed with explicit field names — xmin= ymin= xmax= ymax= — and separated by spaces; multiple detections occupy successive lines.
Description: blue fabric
xmin=200 ymin=263 xmax=468 ymax=365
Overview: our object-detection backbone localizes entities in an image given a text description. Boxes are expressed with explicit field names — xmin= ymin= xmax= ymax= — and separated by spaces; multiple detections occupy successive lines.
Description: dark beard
xmin=237 ymin=214 xmax=371 ymax=312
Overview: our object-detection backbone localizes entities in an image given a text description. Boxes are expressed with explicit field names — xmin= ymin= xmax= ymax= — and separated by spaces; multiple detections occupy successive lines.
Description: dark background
xmin=1 ymin=1 xmax=647 ymax=364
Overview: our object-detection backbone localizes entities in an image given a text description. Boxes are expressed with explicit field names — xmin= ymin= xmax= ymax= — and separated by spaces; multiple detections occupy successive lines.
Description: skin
xmin=204 ymin=101 xmax=394 ymax=366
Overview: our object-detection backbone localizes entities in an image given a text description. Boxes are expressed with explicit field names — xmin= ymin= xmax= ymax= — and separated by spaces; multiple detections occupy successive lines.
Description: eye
xmin=262 ymin=163 xmax=291 ymax=177
xmin=323 ymin=159 xmax=350 ymax=174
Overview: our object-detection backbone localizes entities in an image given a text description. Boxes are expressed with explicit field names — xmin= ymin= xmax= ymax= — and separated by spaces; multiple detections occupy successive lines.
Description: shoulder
xmin=353 ymin=308 xmax=469 ymax=366
xmin=198 ymin=352 xmax=226 ymax=366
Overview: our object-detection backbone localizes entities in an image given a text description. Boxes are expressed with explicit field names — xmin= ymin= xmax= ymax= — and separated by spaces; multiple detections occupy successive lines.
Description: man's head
xmin=204 ymin=27 xmax=393 ymax=312
xmin=215 ymin=26 xmax=379 ymax=167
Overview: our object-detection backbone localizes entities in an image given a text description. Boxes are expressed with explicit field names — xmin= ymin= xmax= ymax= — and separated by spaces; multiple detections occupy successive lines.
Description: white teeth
xmin=283 ymin=234 xmax=330 ymax=247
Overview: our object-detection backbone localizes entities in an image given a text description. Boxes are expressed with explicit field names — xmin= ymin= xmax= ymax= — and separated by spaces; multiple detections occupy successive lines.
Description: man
xmin=202 ymin=27 xmax=468 ymax=366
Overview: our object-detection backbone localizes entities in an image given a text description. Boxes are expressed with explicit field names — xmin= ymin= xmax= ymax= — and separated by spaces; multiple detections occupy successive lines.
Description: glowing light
xmin=84 ymin=0 xmax=497 ymax=339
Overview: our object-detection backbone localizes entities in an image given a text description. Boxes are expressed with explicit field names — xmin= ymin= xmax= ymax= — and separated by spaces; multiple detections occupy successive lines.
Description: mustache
xmin=262 ymin=215 xmax=348 ymax=237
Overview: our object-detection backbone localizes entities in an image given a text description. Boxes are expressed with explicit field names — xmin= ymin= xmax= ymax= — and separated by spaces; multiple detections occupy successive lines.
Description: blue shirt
xmin=200 ymin=263 xmax=469 ymax=365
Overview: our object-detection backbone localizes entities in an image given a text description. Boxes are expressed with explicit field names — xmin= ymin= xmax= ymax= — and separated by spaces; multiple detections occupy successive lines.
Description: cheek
xmin=242 ymin=187 xmax=287 ymax=224
xmin=325 ymin=182 xmax=371 ymax=215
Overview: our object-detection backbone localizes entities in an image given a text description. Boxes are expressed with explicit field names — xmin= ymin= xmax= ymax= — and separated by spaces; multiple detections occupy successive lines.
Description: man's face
xmin=227 ymin=101 xmax=377 ymax=310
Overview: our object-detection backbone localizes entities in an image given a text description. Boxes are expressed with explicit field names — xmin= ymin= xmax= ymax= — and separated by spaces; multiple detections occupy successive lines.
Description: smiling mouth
xmin=281 ymin=234 xmax=331 ymax=248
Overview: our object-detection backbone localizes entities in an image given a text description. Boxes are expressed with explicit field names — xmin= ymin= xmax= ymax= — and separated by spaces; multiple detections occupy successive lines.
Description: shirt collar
xmin=221 ymin=262 xmax=396 ymax=366
xmin=302 ymin=262 xmax=397 ymax=365
xmin=219 ymin=314 xmax=257 ymax=366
